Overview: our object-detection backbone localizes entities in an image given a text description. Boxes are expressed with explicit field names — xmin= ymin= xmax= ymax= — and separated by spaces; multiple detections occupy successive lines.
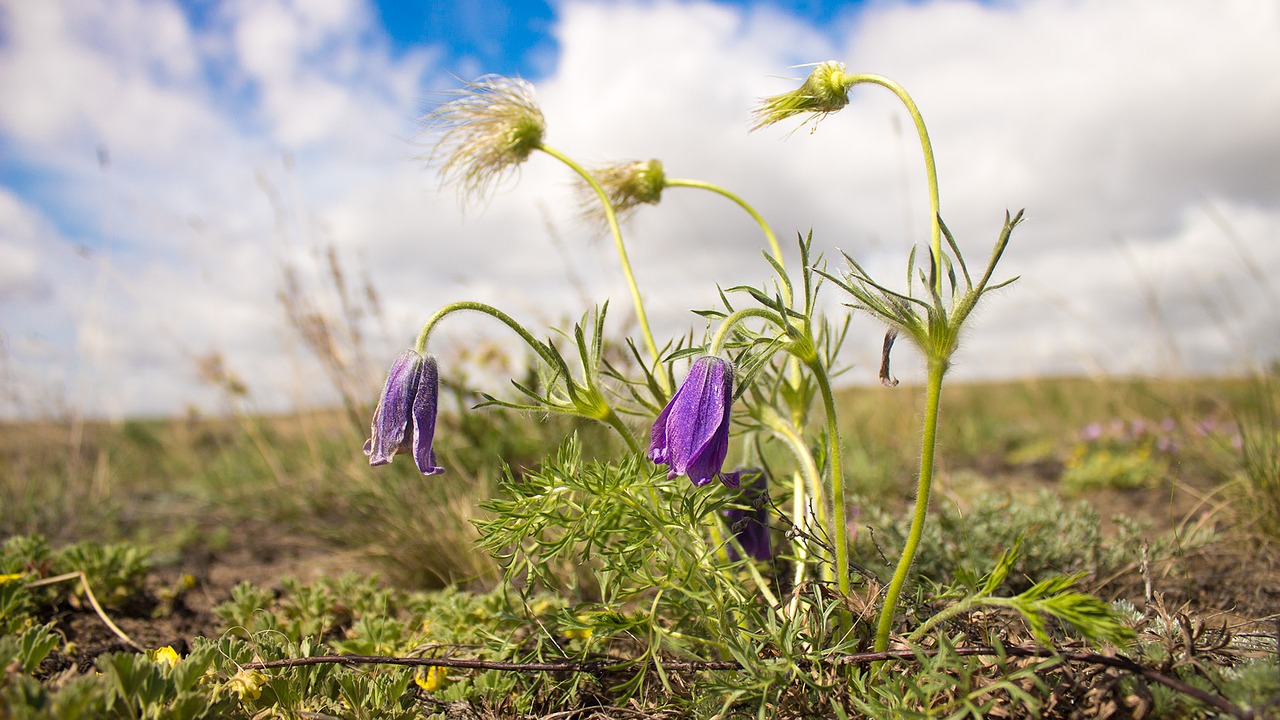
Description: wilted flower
xmin=227 ymin=668 xmax=265 ymax=701
xmin=750 ymin=61 xmax=851 ymax=131
xmin=578 ymin=159 xmax=666 ymax=222
xmin=364 ymin=350 xmax=444 ymax=476
xmin=722 ymin=469 xmax=772 ymax=561
xmin=423 ymin=75 xmax=546 ymax=203
xmin=649 ymin=356 xmax=734 ymax=487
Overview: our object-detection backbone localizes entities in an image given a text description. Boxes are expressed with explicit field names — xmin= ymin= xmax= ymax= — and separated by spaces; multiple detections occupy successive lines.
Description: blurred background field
xmin=4 ymin=368 xmax=1276 ymax=604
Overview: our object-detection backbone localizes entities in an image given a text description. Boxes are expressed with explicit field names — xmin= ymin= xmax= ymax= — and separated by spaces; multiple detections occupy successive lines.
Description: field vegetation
xmin=2 ymin=370 xmax=1278 ymax=717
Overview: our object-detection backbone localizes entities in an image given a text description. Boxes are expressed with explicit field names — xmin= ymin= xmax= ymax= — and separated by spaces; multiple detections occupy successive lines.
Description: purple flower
xmin=722 ymin=469 xmax=771 ymax=561
xmin=649 ymin=356 xmax=734 ymax=487
xmin=364 ymin=350 xmax=444 ymax=475
xmin=1080 ymin=422 xmax=1103 ymax=442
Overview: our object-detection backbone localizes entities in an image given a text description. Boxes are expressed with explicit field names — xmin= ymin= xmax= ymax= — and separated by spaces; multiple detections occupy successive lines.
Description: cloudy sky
xmin=1 ymin=0 xmax=1277 ymax=419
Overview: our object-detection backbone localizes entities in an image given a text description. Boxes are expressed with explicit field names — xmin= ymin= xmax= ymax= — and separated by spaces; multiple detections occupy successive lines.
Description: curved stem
xmin=601 ymin=407 xmax=642 ymax=456
xmin=804 ymin=357 xmax=847 ymax=600
xmin=757 ymin=408 xmax=827 ymax=559
xmin=906 ymin=594 xmax=1014 ymax=645
xmin=844 ymin=74 xmax=942 ymax=296
xmin=414 ymin=301 xmax=639 ymax=454
xmin=665 ymin=178 xmax=786 ymax=284
xmin=763 ymin=413 xmax=830 ymax=586
xmin=537 ymin=144 xmax=667 ymax=392
xmin=708 ymin=308 xmax=786 ymax=357
xmin=874 ymin=359 xmax=945 ymax=652
xmin=667 ymin=177 xmax=810 ymax=430
xmin=416 ymin=301 xmax=561 ymax=371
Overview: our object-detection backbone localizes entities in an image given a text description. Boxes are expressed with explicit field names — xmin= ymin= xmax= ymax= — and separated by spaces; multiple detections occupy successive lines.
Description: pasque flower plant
xmin=365 ymin=60 xmax=1131 ymax=706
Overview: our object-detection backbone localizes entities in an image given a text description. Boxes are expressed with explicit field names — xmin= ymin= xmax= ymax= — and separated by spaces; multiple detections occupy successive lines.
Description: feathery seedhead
xmin=580 ymin=159 xmax=667 ymax=223
xmin=751 ymin=61 xmax=851 ymax=131
xmin=424 ymin=75 xmax=546 ymax=203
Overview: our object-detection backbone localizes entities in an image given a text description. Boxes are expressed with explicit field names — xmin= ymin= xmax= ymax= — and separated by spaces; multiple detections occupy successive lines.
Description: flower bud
xmin=751 ymin=61 xmax=851 ymax=131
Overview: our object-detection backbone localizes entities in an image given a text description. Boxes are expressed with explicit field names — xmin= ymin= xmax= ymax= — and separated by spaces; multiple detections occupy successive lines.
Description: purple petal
xmin=366 ymin=350 xmax=422 ymax=466
xmin=411 ymin=355 xmax=445 ymax=475
xmin=648 ymin=397 xmax=674 ymax=465
xmin=667 ymin=357 xmax=730 ymax=476
xmin=723 ymin=469 xmax=771 ymax=560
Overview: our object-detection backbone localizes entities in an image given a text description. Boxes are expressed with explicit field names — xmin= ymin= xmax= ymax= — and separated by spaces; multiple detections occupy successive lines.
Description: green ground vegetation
xmin=1 ymin=372 xmax=1277 ymax=718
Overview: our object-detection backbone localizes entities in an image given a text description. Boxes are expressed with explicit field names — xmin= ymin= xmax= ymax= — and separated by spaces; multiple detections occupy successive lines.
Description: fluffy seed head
xmin=578 ymin=159 xmax=666 ymax=224
xmin=423 ymin=75 xmax=546 ymax=204
xmin=751 ymin=61 xmax=851 ymax=131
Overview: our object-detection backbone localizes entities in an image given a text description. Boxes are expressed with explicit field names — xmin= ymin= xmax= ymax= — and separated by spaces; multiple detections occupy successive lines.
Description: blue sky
xmin=370 ymin=0 xmax=860 ymax=78
xmin=373 ymin=0 xmax=560 ymax=78
xmin=2 ymin=0 xmax=1278 ymax=418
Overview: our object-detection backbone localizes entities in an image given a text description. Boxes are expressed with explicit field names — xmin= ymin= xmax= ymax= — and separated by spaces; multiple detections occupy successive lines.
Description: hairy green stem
xmin=874 ymin=359 xmax=945 ymax=651
xmin=537 ymin=144 xmax=667 ymax=392
xmin=600 ymin=407 xmax=642 ymax=456
xmin=417 ymin=301 xmax=559 ymax=369
xmin=789 ymin=470 xmax=808 ymax=614
xmin=673 ymin=179 xmax=818 ymax=545
xmin=905 ymin=594 xmax=1010 ymax=645
xmin=707 ymin=308 xmax=786 ymax=357
xmin=758 ymin=408 xmax=827 ymax=574
xmin=805 ymin=357 xmax=848 ymax=599
xmin=844 ymin=75 xmax=943 ymax=296
xmin=415 ymin=300 xmax=640 ymax=454
xmin=665 ymin=177 xmax=786 ymax=281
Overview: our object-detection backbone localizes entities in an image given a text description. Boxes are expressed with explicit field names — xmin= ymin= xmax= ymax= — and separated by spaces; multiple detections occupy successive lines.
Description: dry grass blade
xmin=25 ymin=571 xmax=143 ymax=651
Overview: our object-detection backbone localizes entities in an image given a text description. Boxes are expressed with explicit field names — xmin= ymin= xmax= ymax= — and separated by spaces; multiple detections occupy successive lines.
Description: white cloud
xmin=1 ymin=0 xmax=1277 ymax=419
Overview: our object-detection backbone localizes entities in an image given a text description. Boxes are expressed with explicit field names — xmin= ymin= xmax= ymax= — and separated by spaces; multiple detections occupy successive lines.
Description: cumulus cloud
xmin=0 ymin=0 xmax=1277 ymax=419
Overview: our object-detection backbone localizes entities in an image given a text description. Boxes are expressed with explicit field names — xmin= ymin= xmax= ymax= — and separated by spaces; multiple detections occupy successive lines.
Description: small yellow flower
xmin=0 ymin=572 xmax=26 ymax=584
xmin=150 ymin=645 xmax=180 ymax=668
xmin=414 ymin=665 xmax=448 ymax=693
xmin=562 ymin=614 xmax=593 ymax=640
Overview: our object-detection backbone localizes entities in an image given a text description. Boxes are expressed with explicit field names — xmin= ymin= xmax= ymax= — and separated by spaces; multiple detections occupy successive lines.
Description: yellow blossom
xmin=150 ymin=646 xmax=180 ymax=668
xmin=414 ymin=665 xmax=448 ymax=692
xmin=562 ymin=614 xmax=593 ymax=640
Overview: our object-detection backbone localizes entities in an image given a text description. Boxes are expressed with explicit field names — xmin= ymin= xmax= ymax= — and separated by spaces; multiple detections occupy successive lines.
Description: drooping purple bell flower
xmin=364 ymin=350 xmax=444 ymax=475
xmin=649 ymin=356 xmax=734 ymax=487
xmin=722 ymin=469 xmax=772 ymax=561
